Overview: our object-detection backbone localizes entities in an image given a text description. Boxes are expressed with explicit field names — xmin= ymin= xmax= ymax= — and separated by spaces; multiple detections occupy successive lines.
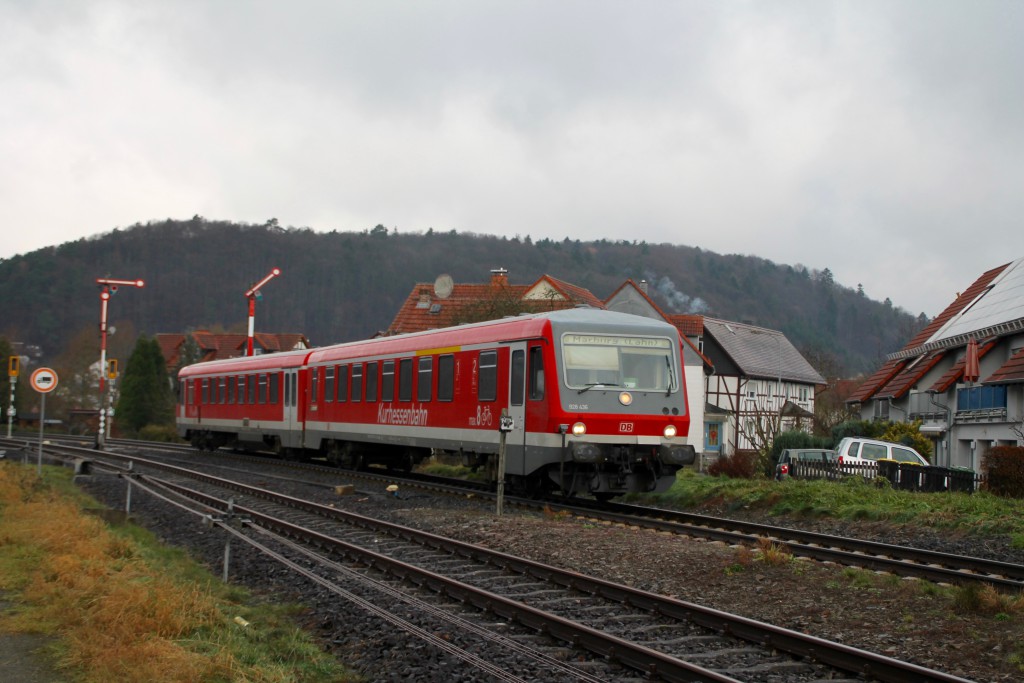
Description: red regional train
xmin=176 ymin=308 xmax=695 ymax=498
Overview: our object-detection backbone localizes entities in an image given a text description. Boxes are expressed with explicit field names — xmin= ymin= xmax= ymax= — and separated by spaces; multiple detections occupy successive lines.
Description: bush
xmin=878 ymin=420 xmax=933 ymax=459
xmin=137 ymin=424 xmax=181 ymax=443
xmin=707 ymin=451 xmax=759 ymax=478
xmin=984 ymin=446 xmax=1024 ymax=498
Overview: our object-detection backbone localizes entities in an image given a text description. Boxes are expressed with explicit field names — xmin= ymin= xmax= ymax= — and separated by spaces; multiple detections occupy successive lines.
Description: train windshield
xmin=561 ymin=334 xmax=676 ymax=392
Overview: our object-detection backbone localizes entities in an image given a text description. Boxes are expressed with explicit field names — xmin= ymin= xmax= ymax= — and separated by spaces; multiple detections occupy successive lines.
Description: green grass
xmin=0 ymin=463 xmax=359 ymax=683
xmin=636 ymin=469 xmax=1024 ymax=538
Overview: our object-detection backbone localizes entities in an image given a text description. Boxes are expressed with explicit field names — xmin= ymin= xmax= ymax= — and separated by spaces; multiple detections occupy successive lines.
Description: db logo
xmin=619 ymin=422 xmax=634 ymax=433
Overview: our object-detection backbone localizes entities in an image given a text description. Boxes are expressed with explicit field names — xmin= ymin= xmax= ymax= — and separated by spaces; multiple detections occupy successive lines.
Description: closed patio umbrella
xmin=963 ymin=337 xmax=980 ymax=384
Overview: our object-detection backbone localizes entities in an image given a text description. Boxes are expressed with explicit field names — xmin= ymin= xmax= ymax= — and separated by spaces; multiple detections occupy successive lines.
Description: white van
xmin=835 ymin=437 xmax=929 ymax=469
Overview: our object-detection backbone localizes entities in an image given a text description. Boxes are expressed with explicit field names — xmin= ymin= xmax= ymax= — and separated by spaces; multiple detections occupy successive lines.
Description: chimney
xmin=490 ymin=268 xmax=509 ymax=287
xmin=639 ymin=279 xmax=648 ymax=294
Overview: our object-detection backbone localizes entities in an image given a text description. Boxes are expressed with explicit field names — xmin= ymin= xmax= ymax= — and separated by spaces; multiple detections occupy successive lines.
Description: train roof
xmin=178 ymin=347 xmax=311 ymax=377
xmin=308 ymin=307 xmax=680 ymax=364
xmin=178 ymin=308 xmax=681 ymax=376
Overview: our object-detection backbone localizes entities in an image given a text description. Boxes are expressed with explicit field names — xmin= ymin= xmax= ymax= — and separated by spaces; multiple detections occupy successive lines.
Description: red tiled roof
xmin=386 ymin=273 xmax=604 ymax=335
xmin=668 ymin=314 xmax=704 ymax=337
xmin=156 ymin=331 xmax=309 ymax=370
xmin=541 ymin=275 xmax=606 ymax=308
xmin=927 ymin=338 xmax=1000 ymax=393
xmin=848 ymin=359 xmax=907 ymax=403
xmin=850 ymin=261 xmax=1011 ymax=403
xmin=901 ymin=262 xmax=1011 ymax=353
xmin=874 ymin=351 xmax=946 ymax=399
xmin=983 ymin=346 xmax=1024 ymax=385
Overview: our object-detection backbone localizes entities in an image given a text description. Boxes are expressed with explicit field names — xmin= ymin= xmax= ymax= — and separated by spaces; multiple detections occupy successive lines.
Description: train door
xmin=283 ymin=369 xmax=300 ymax=448
xmin=504 ymin=343 xmax=528 ymax=475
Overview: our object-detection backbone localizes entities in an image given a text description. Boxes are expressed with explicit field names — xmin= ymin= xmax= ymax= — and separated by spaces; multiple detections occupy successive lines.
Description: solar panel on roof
xmin=927 ymin=256 xmax=1024 ymax=343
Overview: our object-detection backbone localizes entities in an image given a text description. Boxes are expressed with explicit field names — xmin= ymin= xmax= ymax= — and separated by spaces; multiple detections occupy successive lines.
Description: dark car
xmin=775 ymin=448 xmax=840 ymax=481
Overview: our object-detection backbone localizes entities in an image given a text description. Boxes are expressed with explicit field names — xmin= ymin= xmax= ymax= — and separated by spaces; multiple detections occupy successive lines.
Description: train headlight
xmin=618 ymin=391 xmax=633 ymax=406
xmin=663 ymin=424 xmax=677 ymax=438
xmin=571 ymin=421 xmax=587 ymax=436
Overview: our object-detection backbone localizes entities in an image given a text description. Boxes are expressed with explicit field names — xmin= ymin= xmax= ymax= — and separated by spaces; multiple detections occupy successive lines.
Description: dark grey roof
xmin=703 ymin=317 xmax=824 ymax=385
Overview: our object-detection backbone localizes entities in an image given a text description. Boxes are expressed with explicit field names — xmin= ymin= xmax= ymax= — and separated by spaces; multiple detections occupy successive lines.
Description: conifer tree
xmin=116 ymin=337 xmax=174 ymax=433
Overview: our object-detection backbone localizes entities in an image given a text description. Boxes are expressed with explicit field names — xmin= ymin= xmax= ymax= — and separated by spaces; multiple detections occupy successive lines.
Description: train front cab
xmin=501 ymin=315 xmax=695 ymax=499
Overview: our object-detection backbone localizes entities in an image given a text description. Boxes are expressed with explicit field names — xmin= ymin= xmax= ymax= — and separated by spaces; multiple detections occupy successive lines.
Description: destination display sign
xmin=563 ymin=334 xmax=671 ymax=349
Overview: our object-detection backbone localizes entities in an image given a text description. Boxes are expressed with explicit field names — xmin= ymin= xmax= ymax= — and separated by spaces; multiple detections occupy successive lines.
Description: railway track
xmin=9 ymin=434 xmax=1024 ymax=592
xmin=12 ymin=434 xmax=1023 ymax=592
xmin=4 ymin=437 xmax=979 ymax=682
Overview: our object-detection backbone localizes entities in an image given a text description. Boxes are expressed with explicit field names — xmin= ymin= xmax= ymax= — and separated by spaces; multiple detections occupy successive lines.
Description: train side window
xmin=337 ymin=365 xmax=349 ymax=402
xmin=202 ymin=378 xmax=209 ymax=404
xmin=248 ymin=374 xmax=256 ymax=404
xmin=478 ymin=350 xmax=497 ymax=401
xmin=351 ymin=364 xmax=363 ymax=402
xmin=185 ymin=380 xmax=193 ymax=406
xmin=399 ymin=358 xmax=413 ymax=402
xmin=437 ymin=354 xmax=454 ymax=402
xmin=382 ymin=360 xmax=395 ymax=402
xmin=325 ymin=366 xmax=335 ymax=403
xmin=311 ymin=367 xmax=319 ymax=404
xmin=366 ymin=362 xmax=378 ymax=402
xmin=258 ymin=374 xmax=268 ymax=404
xmin=510 ymin=349 xmax=525 ymax=406
xmin=219 ymin=377 xmax=226 ymax=404
xmin=529 ymin=346 xmax=545 ymax=400
xmin=227 ymin=377 xmax=235 ymax=404
xmin=269 ymin=372 xmax=279 ymax=404
xmin=417 ymin=357 xmax=433 ymax=402
xmin=236 ymin=375 xmax=245 ymax=404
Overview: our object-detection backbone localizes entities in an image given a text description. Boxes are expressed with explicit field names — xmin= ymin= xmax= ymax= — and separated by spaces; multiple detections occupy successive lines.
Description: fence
xmin=789 ymin=460 xmax=981 ymax=493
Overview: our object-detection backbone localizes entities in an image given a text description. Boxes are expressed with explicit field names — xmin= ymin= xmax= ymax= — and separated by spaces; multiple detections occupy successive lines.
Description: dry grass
xmin=0 ymin=463 xmax=353 ymax=682
xmin=755 ymin=537 xmax=792 ymax=565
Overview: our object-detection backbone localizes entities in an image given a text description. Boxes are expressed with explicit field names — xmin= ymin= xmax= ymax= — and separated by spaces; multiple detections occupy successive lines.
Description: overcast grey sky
xmin=3 ymin=1 xmax=1021 ymax=318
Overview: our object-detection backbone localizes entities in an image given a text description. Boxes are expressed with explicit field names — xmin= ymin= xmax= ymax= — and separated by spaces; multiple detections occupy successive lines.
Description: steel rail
xmin=145 ymin=476 xmax=742 ymax=683
xmin=77 ymin=448 xmax=974 ymax=683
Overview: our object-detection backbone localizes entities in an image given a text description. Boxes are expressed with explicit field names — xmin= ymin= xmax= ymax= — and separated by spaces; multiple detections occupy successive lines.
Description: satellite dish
xmin=434 ymin=274 xmax=453 ymax=299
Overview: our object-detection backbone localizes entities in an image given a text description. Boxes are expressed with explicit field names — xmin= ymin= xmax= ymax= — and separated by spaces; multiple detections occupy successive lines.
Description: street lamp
xmin=96 ymin=277 xmax=144 ymax=448
xmin=244 ymin=268 xmax=281 ymax=356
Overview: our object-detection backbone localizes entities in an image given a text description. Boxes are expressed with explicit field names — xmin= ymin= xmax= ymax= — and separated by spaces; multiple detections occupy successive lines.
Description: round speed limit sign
xmin=30 ymin=367 xmax=59 ymax=394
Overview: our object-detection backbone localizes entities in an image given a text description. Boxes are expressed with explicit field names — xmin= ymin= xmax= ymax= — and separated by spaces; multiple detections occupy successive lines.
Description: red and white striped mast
xmin=244 ymin=268 xmax=281 ymax=356
xmin=96 ymin=277 xmax=144 ymax=448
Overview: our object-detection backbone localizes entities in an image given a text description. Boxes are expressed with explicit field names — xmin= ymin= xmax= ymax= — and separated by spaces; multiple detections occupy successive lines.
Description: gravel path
xmin=0 ymin=595 xmax=66 ymax=683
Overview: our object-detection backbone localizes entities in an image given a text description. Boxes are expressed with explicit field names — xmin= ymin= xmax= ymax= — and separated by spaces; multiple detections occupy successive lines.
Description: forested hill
xmin=0 ymin=218 xmax=925 ymax=376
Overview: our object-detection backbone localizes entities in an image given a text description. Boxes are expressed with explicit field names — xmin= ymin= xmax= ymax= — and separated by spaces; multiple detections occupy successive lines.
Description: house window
xmin=957 ymin=385 xmax=1007 ymax=412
